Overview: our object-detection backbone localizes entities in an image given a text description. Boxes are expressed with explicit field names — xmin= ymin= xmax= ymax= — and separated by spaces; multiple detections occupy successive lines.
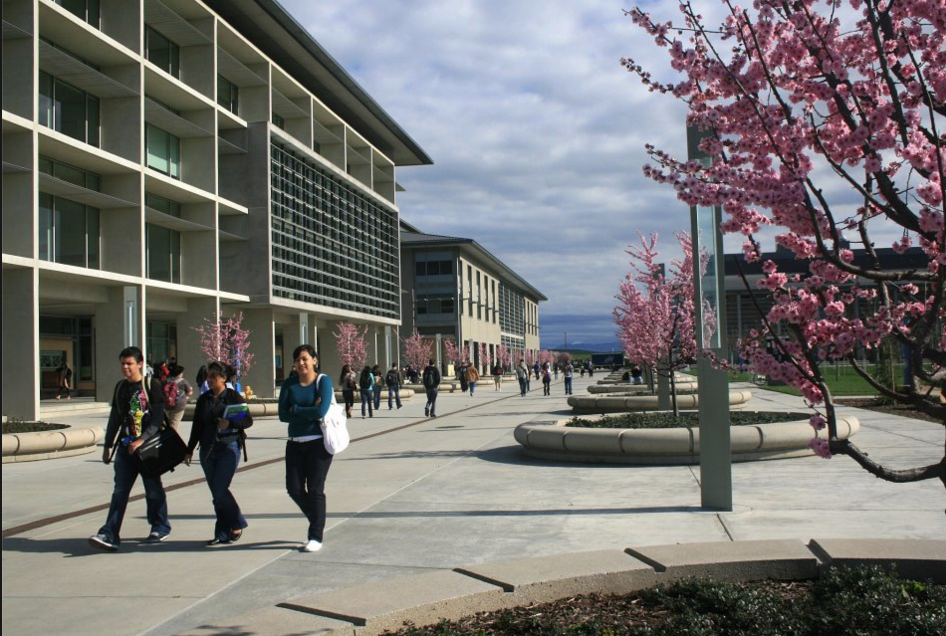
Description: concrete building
xmin=2 ymin=0 xmax=430 ymax=419
xmin=399 ymin=221 xmax=546 ymax=374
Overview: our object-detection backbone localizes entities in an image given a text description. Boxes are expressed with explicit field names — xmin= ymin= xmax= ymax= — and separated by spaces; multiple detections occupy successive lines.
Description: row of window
xmin=270 ymin=143 xmax=400 ymax=319
xmin=415 ymin=260 xmax=453 ymax=277
xmin=416 ymin=295 xmax=455 ymax=316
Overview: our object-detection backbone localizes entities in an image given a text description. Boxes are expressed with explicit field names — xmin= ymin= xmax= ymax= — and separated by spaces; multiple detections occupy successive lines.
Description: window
xmin=218 ymin=75 xmax=239 ymax=115
xmin=146 ymin=224 xmax=181 ymax=283
xmin=145 ymin=27 xmax=180 ymax=78
xmin=38 ymin=71 xmax=99 ymax=146
xmin=55 ymin=0 xmax=100 ymax=28
xmin=146 ymin=124 xmax=180 ymax=178
xmin=272 ymin=112 xmax=285 ymax=130
xmin=38 ymin=192 xmax=100 ymax=269
xmin=145 ymin=193 xmax=181 ymax=218
xmin=416 ymin=296 xmax=455 ymax=316
xmin=39 ymin=155 xmax=101 ymax=191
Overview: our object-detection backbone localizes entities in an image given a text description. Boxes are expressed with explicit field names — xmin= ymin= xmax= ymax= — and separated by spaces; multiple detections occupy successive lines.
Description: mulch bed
xmin=834 ymin=397 xmax=944 ymax=425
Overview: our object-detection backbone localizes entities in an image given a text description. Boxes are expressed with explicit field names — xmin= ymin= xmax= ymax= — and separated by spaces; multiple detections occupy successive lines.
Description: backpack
xmin=385 ymin=370 xmax=398 ymax=387
xmin=162 ymin=378 xmax=179 ymax=409
xmin=423 ymin=366 xmax=438 ymax=389
xmin=359 ymin=370 xmax=372 ymax=390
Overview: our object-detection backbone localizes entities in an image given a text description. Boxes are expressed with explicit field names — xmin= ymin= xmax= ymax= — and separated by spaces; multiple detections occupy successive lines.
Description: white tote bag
xmin=317 ymin=374 xmax=350 ymax=454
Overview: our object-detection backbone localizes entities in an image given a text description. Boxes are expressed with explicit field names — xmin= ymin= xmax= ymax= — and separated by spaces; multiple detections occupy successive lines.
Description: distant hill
xmin=543 ymin=342 xmax=623 ymax=354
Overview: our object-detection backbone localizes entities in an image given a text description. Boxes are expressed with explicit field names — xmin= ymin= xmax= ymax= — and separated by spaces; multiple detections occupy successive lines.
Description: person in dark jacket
xmin=88 ymin=346 xmax=170 ymax=551
xmin=279 ymin=345 xmax=333 ymax=552
xmin=184 ymin=361 xmax=253 ymax=546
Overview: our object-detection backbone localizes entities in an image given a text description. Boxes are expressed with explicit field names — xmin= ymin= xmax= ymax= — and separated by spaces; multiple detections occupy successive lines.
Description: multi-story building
xmin=399 ymin=221 xmax=545 ymax=373
xmin=2 ymin=0 xmax=431 ymax=419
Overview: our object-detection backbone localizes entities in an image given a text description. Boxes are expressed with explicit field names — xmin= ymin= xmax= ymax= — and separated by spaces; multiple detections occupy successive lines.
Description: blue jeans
xmin=518 ymin=377 xmax=528 ymax=396
xmin=200 ymin=441 xmax=247 ymax=541
xmin=388 ymin=385 xmax=401 ymax=408
xmin=360 ymin=389 xmax=373 ymax=416
xmin=469 ymin=381 xmax=477 ymax=395
xmin=372 ymin=385 xmax=382 ymax=410
xmin=99 ymin=446 xmax=171 ymax=544
xmin=425 ymin=388 xmax=438 ymax=415
xmin=564 ymin=377 xmax=573 ymax=394
xmin=285 ymin=439 xmax=333 ymax=542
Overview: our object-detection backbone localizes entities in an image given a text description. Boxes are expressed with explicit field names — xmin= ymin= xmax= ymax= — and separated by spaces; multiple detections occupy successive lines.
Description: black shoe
xmin=207 ymin=537 xmax=230 ymax=546
xmin=424 ymin=408 xmax=429 ymax=416
xmin=229 ymin=530 xmax=243 ymax=543
xmin=145 ymin=531 xmax=170 ymax=544
xmin=89 ymin=533 xmax=118 ymax=552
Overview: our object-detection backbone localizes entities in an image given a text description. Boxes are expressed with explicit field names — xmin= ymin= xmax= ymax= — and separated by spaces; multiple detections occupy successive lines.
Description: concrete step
xmin=39 ymin=399 xmax=111 ymax=419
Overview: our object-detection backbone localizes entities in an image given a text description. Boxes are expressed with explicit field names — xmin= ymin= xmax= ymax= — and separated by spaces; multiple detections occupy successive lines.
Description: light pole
xmin=688 ymin=124 xmax=732 ymax=511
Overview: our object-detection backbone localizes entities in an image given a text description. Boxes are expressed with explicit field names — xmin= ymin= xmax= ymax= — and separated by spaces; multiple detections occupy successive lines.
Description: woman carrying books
xmin=184 ymin=361 xmax=253 ymax=546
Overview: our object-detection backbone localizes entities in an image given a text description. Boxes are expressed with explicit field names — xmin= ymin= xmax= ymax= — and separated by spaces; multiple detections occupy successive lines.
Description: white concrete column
xmin=2 ymin=268 xmax=39 ymax=420
xmin=239 ymin=308 xmax=276 ymax=398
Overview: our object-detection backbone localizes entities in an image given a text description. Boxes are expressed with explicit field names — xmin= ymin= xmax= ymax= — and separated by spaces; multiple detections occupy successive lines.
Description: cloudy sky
xmin=281 ymin=0 xmax=716 ymax=351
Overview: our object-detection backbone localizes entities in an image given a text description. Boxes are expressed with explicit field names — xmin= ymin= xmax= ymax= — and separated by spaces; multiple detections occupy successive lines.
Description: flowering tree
xmin=557 ymin=351 xmax=574 ymax=365
xmin=402 ymin=330 xmax=432 ymax=371
xmin=443 ymin=338 xmax=461 ymax=367
xmin=614 ymin=232 xmax=700 ymax=414
xmin=625 ymin=1 xmax=945 ymax=486
xmin=525 ymin=350 xmax=535 ymax=367
xmin=497 ymin=344 xmax=512 ymax=369
xmin=334 ymin=322 xmax=368 ymax=370
xmin=479 ymin=342 xmax=492 ymax=372
xmin=194 ymin=311 xmax=254 ymax=378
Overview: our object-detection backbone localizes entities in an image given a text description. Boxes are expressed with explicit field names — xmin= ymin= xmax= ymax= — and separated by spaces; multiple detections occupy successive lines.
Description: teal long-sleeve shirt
xmin=279 ymin=373 xmax=333 ymax=438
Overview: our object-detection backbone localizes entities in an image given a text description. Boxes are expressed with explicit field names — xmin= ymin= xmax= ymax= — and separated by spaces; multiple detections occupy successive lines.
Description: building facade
xmin=399 ymin=222 xmax=545 ymax=374
xmin=2 ymin=0 xmax=430 ymax=419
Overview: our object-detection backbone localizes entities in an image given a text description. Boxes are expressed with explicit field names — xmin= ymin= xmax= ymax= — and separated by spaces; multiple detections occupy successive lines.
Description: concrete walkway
xmin=2 ymin=374 xmax=943 ymax=635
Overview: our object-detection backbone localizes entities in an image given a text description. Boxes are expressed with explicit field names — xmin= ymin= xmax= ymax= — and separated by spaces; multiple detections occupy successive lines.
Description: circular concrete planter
xmin=586 ymin=382 xmax=698 ymax=394
xmin=2 ymin=424 xmax=104 ymax=463
xmin=568 ymin=390 xmax=753 ymax=413
xmin=514 ymin=413 xmax=859 ymax=464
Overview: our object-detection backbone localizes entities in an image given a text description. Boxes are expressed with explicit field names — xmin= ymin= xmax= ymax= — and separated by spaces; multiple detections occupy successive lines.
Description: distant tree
xmin=402 ymin=330 xmax=432 ymax=371
xmin=194 ymin=311 xmax=254 ymax=379
xmin=625 ymin=1 xmax=945 ymax=487
xmin=557 ymin=351 xmax=574 ymax=365
xmin=497 ymin=345 xmax=512 ymax=368
xmin=443 ymin=338 xmax=461 ymax=367
xmin=479 ymin=342 xmax=492 ymax=372
xmin=614 ymin=232 xmax=703 ymax=415
xmin=334 ymin=322 xmax=368 ymax=370
xmin=525 ymin=350 xmax=535 ymax=367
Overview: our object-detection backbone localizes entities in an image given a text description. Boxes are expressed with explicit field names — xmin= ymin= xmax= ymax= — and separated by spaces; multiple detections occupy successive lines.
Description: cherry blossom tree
xmin=334 ymin=322 xmax=368 ymax=370
xmin=402 ymin=330 xmax=432 ymax=371
xmin=557 ymin=351 xmax=574 ymax=366
xmin=443 ymin=338 xmax=461 ymax=368
xmin=497 ymin=344 xmax=512 ymax=369
xmin=479 ymin=342 xmax=492 ymax=373
xmin=625 ymin=1 xmax=945 ymax=487
xmin=614 ymin=232 xmax=700 ymax=415
xmin=194 ymin=311 xmax=254 ymax=379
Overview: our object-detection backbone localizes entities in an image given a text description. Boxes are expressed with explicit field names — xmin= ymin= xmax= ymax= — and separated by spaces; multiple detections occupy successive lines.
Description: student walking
xmin=339 ymin=364 xmax=356 ymax=418
xmin=164 ymin=364 xmax=193 ymax=431
xmin=371 ymin=364 xmax=383 ymax=411
xmin=563 ymin=362 xmax=574 ymax=395
xmin=385 ymin=364 xmax=402 ymax=409
xmin=422 ymin=359 xmax=441 ymax=417
xmin=359 ymin=366 xmax=374 ymax=418
xmin=56 ymin=362 xmax=73 ymax=400
xmin=278 ymin=345 xmax=333 ymax=552
xmin=542 ymin=363 xmax=552 ymax=396
xmin=89 ymin=347 xmax=171 ymax=551
xmin=185 ymin=361 xmax=252 ymax=546
xmin=516 ymin=359 xmax=529 ymax=396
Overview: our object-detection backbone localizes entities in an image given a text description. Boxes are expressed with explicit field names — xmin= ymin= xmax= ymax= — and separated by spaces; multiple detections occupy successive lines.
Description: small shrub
xmin=2 ymin=421 xmax=68 ymax=434
xmin=566 ymin=412 xmax=810 ymax=429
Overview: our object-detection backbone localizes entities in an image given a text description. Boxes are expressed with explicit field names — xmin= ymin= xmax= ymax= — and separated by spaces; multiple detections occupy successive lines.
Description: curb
xmin=513 ymin=415 xmax=860 ymax=464
xmin=180 ymin=538 xmax=946 ymax=636
xmin=2 ymin=425 xmax=104 ymax=463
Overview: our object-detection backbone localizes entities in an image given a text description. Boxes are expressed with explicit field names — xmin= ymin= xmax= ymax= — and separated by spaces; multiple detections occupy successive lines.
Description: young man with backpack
xmin=89 ymin=346 xmax=171 ymax=551
xmin=422 ymin=359 xmax=441 ymax=417
xmin=163 ymin=364 xmax=193 ymax=431
xmin=358 ymin=366 xmax=374 ymax=418
xmin=385 ymin=364 xmax=402 ymax=410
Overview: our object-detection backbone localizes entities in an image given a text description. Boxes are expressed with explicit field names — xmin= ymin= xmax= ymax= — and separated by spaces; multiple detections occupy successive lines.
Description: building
xmin=2 ymin=0 xmax=431 ymax=419
xmin=399 ymin=221 xmax=546 ymax=373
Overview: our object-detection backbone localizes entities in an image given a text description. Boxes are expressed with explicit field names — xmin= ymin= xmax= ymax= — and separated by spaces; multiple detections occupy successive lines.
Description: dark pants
xmin=388 ymin=385 xmax=402 ymax=408
xmin=360 ymin=389 xmax=373 ymax=417
xmin=425 ymin=388 xmax=438 ymax=415
xmin=543 ymin=380 xmax=551 ymax=395
xmin=372 ymin=385 xmax=382 ymax=410
xmin=285 ymin=439 xmax=333 ymax=542
xmin=99 ymin=446 xmax=170 ymax=544
xmin=564 ymin=377 xmax=573 ymax=394
xmin=201 ymin=441 xmax=246 ymax=541
xmin=342 ymin=389 xmax=355 ymax=415
xmin=518 ymin=377 xmax=528 ymax=396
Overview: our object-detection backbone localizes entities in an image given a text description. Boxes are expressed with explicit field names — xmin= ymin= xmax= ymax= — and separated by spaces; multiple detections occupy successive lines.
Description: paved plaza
xmin=2 ymin=373 xmax=944 ymax=635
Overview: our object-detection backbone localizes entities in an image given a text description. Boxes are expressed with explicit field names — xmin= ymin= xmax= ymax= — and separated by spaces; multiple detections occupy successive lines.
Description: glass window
xmin=38 ymin=72 xmax=100 ymax=146
xmin=145 ymin=27 xmax=179 ymax=77
xmin=145 ymin=192 xmax=181 ymax=217
xmin=55 ymin=0 xmax=100 ymax=28
xmin=38 ymin=192 xmax=100 ymax=268
xmin=217 ymin=75 xmax=239 ymax=114
xmin=146 ymin=224 xmax=182 ymax=283
xmin=272 ymin=112 xmax=285 ymax=129
xmin=146 ymin=124 xmax=181 ymax=179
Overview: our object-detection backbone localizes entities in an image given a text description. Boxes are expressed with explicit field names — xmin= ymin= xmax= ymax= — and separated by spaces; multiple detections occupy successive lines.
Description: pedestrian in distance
xmin=467 ymin=362 xmax=480 ymax=396
xmin=542 ymin=363 xmax=552 ymax=396
xmin=492 ymin=363 xmax=503 ymax=391
xmin=516 ymin=359 xmax=529 ymax=396
xmin=458 ymin=360 xmax=469 ymax=394
xmin=89 ymin=346 xmax=171 ymax=552
xmin=358 ymin=366 xmax=374 ymax=418
xmin=339 ymin=364 xmax=356 ymax=418
xmin=278 ymin=345 xmax=334 ymax=553
xmin=563 ymin=362 xmax=574 ymax=395
xmin=184 ymin=361 xmax=252 ymax=546
xmin=164 ymin=364 xmax=193 ymax=431
xmin=371 ymin=364 xmax=383 ymax=411
xmin=385 ymin=363 xmax=402 ymax=409
xmin=422 ymin=358 xmax=441 ymax=417
xmin=55 ymin=361 xmax=73 ymax=400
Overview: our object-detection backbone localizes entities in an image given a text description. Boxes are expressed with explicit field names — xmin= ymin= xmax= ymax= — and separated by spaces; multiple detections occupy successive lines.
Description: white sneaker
xmin=302 ymin=539 xmax=322 ymax=552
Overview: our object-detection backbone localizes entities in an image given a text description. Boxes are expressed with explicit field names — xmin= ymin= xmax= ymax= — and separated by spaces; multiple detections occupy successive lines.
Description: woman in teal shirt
xmin=278 ymin=344 xmax=334 ymax=552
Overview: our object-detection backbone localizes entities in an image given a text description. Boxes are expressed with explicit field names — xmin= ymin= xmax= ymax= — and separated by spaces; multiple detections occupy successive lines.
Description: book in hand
xmin=223 ymin=403 xmax=249 ymax=423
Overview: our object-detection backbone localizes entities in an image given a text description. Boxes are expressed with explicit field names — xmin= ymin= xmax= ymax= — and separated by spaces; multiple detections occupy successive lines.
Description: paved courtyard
xmin=2 ymin=374 xmax=943 ymax=635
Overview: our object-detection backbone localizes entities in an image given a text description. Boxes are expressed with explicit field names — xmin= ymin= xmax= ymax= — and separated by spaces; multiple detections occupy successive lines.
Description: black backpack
xmin=359 ymin=370 xmax=372 ymax=390
xmin=385 ymin=370 xmax=398 ymax=387
xmin=422 ymin=366 xmax=439 ymax=389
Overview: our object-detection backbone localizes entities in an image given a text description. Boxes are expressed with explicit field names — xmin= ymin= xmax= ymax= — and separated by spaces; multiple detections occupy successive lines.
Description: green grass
xmin=704 ymin=363 xmax=907 ymax=397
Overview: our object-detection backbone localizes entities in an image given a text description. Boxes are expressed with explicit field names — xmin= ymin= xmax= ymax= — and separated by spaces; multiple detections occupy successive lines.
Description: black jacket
xmin=103 ymin=377 xmax=166 ymax=449
xmin=187 ymin=388 xmax=253 ymax=454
